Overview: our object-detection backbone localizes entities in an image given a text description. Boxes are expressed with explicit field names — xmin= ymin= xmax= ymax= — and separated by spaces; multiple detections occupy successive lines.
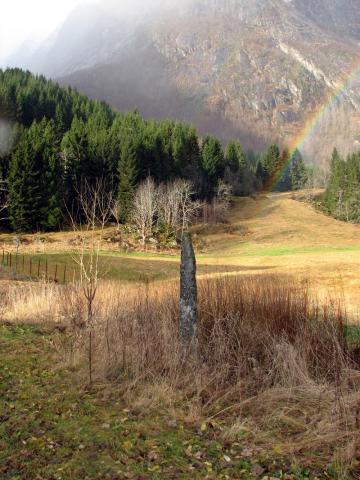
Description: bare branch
xmin=77 ymin=178 xmax=114 ymax=232
xmin=0 ymin=178 xmax=8 ymax=222
xmin=157 ymin=179 xmax=200 ymax=235
xmin=110 ymin=198 xmax=121 ymax=231
xmin=66 ymin=177 xmax=115 ymax=386
xmin=132 ymin=177 xmax=158 ymax=246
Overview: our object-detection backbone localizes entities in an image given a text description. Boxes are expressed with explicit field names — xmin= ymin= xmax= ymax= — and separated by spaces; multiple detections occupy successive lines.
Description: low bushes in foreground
xmin=1 ymin=275 xmax=360 ymax=476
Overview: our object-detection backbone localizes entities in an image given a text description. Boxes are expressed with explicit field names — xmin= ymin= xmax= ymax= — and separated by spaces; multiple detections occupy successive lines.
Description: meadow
xmin=2 ymin=191 xmax=360 ymax=315
xmin=1 ymin=192 xmax=360 ymax=479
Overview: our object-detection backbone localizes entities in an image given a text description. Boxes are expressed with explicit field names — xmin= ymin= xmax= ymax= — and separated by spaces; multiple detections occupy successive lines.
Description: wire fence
xmin=0 ymin=249 xmax=76 ymax=283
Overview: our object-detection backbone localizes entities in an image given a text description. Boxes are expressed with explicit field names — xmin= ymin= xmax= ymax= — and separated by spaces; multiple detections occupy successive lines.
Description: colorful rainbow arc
xmin=268 ymin=55 xmax=360 ymax=191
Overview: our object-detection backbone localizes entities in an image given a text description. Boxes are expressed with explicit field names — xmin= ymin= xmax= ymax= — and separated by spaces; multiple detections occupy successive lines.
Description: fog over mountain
xmin=6 ymin=0 xmax=360 ymax=163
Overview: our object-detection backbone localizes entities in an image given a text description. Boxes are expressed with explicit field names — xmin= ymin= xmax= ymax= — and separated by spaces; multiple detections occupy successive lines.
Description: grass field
xmin=4 ymin=324 xmax=348 ymax=480
xmin=195 ymin=192 xmax=360 ymax=317
xmin=1 ymin=191 xmax=359 ymax=315
xmin=1 ymin=192 xmax=360 ymax=479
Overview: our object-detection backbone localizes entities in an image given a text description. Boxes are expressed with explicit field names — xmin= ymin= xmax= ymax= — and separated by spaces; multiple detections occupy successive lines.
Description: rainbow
xmin=269 ymin=54 xmax=360 ymax=191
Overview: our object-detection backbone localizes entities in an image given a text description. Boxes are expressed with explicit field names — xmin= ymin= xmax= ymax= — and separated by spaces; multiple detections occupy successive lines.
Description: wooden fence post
xmin=63 ymin=265 xmax=67 ymax=284
xmin=30 ymin=258 xmax=32 ymax=276
xmin=54 ymin=264 xmax=58 ymax=282
xmin=37 ymin=259 xmax=41 ymax=277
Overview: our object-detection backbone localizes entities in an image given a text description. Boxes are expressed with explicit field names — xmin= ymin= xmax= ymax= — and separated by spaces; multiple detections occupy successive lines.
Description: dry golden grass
xmin=1 ymin=271 xmax=360 ymax=475
xmin=1 ymin=190 xmax=360 ymax=316
xmin=2 ymin=274 xmax=358 ymax=475
xmin=194 ymin=191 xmax=360 ymax=319
xmin=2 ymin=193 xmax=360 ymax=476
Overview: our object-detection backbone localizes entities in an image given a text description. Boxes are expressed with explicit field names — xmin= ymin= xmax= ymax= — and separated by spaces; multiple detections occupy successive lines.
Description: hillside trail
xmin=196 ymin=191 xmax=360 ymax=320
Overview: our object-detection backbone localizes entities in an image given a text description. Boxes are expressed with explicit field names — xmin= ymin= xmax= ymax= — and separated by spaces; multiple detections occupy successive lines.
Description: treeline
xmin=322 ymin=148 xmax=360 ymax=222
xmin=0 ymin=68 xmax=308 ymax=232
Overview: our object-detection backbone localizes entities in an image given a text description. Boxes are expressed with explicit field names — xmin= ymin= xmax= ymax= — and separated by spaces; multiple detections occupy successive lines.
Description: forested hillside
xmin=0 ymin=69 xmax=307 ymax=232
xmin=9 ymin=0 xmax=360 ymax=165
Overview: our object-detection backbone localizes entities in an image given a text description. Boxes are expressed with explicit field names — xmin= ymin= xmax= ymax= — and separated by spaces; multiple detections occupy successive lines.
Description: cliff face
xmin=10 ymin=0 xmax=360 ymax=164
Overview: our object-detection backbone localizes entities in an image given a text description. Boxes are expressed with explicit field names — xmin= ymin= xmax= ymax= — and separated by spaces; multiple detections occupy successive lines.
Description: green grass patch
xmin=1 ymin=252 xmax=179 ymax=283
xmin=203 ymin=244 xmax=360 ymax=259
xmin=345 ymin=325 xmax=360 ymax=345
xmin=1 ymin=252 xmax=260 ymax=283
xmin=0 ymin=324 xmax=330 ymax=480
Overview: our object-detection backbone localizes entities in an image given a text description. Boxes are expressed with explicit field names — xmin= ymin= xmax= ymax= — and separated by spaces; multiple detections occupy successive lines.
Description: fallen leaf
xmin=122 ymin=440 xmax=133 ymax=450
xmin=251 ymin=464 xmax=265 ymax=477
xmin=147 ymin=450 xmax=160 ymax=462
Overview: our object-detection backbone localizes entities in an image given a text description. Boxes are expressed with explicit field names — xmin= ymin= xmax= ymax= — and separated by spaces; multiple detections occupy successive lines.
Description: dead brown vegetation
xmin=2 ymin=274 xmax=359 ymax=474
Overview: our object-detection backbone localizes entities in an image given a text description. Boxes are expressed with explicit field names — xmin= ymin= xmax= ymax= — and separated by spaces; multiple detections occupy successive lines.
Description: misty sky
xmin=0 ymin=0 xmax=167 ymax=65
xmin=0 ymin=0 xmax=96 ymax=64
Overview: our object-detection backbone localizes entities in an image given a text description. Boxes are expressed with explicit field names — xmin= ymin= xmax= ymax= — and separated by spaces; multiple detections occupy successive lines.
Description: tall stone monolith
xmin=180 ymin=232 xmax=197 ymax=349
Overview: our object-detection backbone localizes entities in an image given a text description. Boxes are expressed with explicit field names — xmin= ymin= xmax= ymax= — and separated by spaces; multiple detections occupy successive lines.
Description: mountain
xmin=291 ymin=0 xmax=360 ymax=40
xmin=8 ymin=0 xmax=360 ymax=164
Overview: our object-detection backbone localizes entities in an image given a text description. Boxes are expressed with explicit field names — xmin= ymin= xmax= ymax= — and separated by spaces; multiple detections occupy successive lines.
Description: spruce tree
xmin=8 ymin=119 xmax=62 ymax=232
xmin=262 ymin=144 xmax=281 ymax=186
xmin=61 ymin=116 xmax=89 ymax=211
xmin=118 ymin=139 xmax=138 ymax=223
xmin=323 ymin=149 xmax=346 ymax=218
xmin=276 ymin=148 xmax=291 ymax=191
xmin=225 ymin=140 xmax=246 ymax=173
xmin=290 ymin=149 xmax=308 ymax=190
xmin=42 ymin=120 xmax=63 ymax=229
xmin=201 ymin=136 xmax=225 ymax=198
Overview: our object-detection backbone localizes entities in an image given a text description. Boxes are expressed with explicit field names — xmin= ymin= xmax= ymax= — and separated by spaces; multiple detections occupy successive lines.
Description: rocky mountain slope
xmin=7 ymin=0 xmax=360 ymax=164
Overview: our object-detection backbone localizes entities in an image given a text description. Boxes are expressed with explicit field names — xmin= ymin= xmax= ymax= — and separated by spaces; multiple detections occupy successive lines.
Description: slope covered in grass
xmin=1 ymin=324 xmax=337 ymax=480
xmin=1 ymin=191 xmax=360 ymax=314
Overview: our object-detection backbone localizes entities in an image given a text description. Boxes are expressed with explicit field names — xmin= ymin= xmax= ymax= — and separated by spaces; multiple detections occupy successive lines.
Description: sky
xmin=0 ymin=0 xmax=96 ymax=64
xmin=0 ymin=0 xmax=166 ymax=65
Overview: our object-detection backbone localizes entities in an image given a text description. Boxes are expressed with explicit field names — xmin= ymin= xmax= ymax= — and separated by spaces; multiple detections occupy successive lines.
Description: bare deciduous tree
xmin=177 ymin=179 xmax=200 ymax=232
xmin=201 ymin=180 xmax=232 ymax=225
xmin=0 ymin=179 xmax=8 ymax=222
xmin=157 ymin=179 xmax=200 ymax=235
xmin=110 ymin=199 xmax=121 ymax=232
xmin=67 ymin=178 xmax=114 ymax=385
xmin=132 ymin=177 xmax=158 ymax=246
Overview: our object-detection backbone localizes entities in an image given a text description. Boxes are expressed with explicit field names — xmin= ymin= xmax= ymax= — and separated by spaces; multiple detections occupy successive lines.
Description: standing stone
xmin=180 ymin=232 xmax=197 ymax=347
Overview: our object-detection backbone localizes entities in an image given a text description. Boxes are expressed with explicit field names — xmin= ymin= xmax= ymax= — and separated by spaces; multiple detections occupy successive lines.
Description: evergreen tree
xmin=256 ymin=159 xmax=265 ymax=183
xmin=225 ymin=140 xmax=246 ymax=173
xmin=262 ymin=143 xmax=281 ymax=187
xmin=276 ymin=148 xmax=291 ymax=191
xmin=8 ymin=119 xmax=62 ymax=231
xmin=43 ymin=120 xmax=63 ymax=229
xmin=201 ymin=136 xmax=225 ymax=198
xmin=0 ymin=67 xmax=307 ymax=230
xmin=224 ymin=140 xmax=255 ymax=195
xmin=290 ymin=149 xmax=308 ymax=190
xmin=118 ymin=139 xmax=138 ymax=223
xmin=323 ymin=148 xmax=347 ymax=219
xmin=61 ymin=116 xmax=89 ymax=211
